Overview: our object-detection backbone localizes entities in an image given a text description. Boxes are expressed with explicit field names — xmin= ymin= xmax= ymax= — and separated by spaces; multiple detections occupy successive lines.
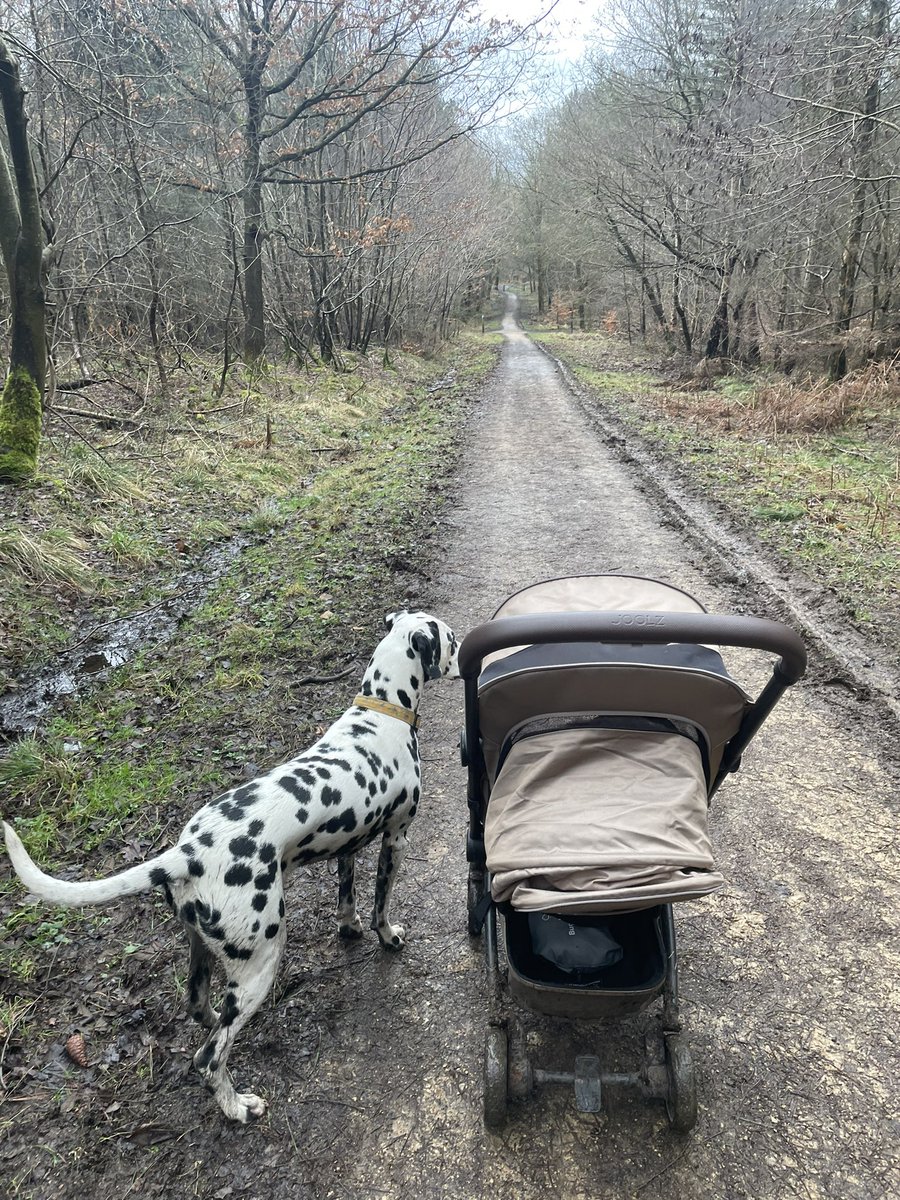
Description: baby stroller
xmin=458 ymin=575 xmax=807 ymax=1131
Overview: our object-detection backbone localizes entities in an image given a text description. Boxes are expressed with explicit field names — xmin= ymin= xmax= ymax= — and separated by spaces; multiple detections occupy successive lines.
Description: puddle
xmin=0 ymin=536 xmax=248 ymax=736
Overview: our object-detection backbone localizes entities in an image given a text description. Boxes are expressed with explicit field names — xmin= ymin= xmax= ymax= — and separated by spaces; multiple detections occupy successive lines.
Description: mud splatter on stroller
xmin=459 ymin=575 xmax=807 ymax=1131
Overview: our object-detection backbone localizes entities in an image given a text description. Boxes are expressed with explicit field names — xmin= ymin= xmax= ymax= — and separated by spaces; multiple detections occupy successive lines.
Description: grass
xmin=0 ymin=329 xmax=500 ymax=983
xmin=532 ymin=330 xmax=900 ymax=647
xmin=0 ymin=527 xmax=93 ymax=590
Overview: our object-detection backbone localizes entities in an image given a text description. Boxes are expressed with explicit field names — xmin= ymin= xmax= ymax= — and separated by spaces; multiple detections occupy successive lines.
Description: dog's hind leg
xmin=186 ymin=929 xmax=217 ymax=1029
xmin=193 ymin=933 xmax=284 ymax=1123
xmin=337 ymin=853 xmax=363 ymax=939
xmin=370 ymin=830 xmax=408 ymax=950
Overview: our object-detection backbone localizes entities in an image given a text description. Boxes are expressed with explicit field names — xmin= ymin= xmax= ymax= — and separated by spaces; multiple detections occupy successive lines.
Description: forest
xmin=513 ymin=0 xmax=900 ymax=380
xmin=2 ymin=0 xmax=900 ymax=466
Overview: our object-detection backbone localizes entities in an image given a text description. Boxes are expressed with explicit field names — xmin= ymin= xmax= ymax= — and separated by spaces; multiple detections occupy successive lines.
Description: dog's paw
xmin=228 ymin=1092 xmax=268 ymax=1123
xmin=338 ymin=915 xmax=364 ymax=940
xmin=376 ymin=922 xmax=406 ymax=951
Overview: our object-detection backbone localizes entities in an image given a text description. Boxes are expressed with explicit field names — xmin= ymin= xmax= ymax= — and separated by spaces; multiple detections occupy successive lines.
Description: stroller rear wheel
xmin=664 ymin=1035 xmax=697 ymax=1133
xmin=483 ymin=1025 xmax=509 ymax=1129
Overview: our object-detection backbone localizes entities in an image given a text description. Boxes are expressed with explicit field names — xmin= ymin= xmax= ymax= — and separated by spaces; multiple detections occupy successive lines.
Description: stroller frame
xmin=459 ymin=584 xmax=807 ymax=1132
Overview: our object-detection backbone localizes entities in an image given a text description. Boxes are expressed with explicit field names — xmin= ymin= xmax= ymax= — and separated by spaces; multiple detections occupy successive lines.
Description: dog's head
xmin=385 ymin=610 xmax=460 ymax=680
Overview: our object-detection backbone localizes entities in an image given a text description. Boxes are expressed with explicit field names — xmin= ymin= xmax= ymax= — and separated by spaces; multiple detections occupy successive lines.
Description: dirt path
xmin=6 ymin=302 xmax=899 ymax=1199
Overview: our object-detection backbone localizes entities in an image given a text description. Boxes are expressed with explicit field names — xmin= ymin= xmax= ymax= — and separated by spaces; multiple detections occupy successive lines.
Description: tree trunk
xmin=242 ymin=65 xmax=266 ymax=363
xmin=827 ymin=0 xmax=889 ymax=381
xmin=0 ymin=38 xmax=46 ymax=484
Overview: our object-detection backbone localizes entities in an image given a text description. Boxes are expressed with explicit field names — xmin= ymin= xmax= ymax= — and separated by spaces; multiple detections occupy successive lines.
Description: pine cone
xmin=65 ymin=1031 xmax=89 ymax=1068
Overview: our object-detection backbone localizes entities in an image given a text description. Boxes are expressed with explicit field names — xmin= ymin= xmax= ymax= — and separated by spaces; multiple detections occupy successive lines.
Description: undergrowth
xmin=0 ymin=331 xmax=499 ymax=984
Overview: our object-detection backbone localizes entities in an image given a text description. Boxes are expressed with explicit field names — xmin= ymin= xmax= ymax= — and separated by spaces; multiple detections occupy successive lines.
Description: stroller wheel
xmin=483 ymin=1025 xmax=509 ymax=1130
xmin=664 ymin=1035 xmax=697 ymax=1133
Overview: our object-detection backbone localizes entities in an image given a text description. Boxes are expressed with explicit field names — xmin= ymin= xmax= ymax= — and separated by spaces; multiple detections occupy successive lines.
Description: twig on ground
xmin=293 ymin=663 xmax=358 ymax=686
xmin=67 ymin=592 xmax=189 ymax=654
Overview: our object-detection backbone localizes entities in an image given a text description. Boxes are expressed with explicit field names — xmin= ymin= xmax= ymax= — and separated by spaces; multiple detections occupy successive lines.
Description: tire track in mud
xmin=323 ymin=300 xmax=899 ymax=1199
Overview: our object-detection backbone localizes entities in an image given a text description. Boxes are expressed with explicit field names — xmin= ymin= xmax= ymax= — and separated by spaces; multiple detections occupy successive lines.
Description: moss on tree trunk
xmin=0 ymin=367 xmax=41 ymax=482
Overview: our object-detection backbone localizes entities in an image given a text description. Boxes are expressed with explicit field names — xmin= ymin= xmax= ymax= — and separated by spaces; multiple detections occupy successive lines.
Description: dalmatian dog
xmin=3 ymin=610 xmax=459 ymax=1122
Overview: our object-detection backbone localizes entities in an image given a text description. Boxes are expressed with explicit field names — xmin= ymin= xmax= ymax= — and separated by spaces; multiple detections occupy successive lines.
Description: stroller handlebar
xmin=458 ymin=612 xmax=807 ymax=684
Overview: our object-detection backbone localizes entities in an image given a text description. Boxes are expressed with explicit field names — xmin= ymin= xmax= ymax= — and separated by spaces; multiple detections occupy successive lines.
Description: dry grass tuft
xmin=0 ymin=528 xmax=94 ymax=590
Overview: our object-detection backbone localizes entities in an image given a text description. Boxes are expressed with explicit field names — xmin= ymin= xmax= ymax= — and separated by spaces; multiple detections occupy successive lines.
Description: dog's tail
xmin=3 ymin=821 xmax=188 ymax=907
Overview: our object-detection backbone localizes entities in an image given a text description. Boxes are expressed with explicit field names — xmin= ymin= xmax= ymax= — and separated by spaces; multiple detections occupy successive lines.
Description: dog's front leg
xmin=337 ymin=853 xmax=363 ymax=939
xmin=370 ymin=830 xmax=407 ymax=950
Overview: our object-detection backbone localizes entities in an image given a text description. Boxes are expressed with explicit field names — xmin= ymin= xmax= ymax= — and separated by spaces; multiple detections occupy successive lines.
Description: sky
xmin=478 ymin=0 xmax=605 ymax=64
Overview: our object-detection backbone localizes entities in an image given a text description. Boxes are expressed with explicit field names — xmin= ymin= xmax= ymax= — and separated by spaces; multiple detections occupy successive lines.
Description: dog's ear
xmin=411 ymin=629 xmax=441 ymax=679
xmin=385 ymin=608 xmax=409 ymax=630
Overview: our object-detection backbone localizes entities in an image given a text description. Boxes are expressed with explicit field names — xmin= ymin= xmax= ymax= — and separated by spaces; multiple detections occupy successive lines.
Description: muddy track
xmin=3 ymin=303 xmax=899 ymax=1199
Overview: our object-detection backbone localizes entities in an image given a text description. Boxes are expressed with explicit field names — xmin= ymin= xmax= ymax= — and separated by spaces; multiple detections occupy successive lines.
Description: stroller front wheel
xmin=483 ymin=1025 xmax=509 ymax=1129
xmin=664 ymin=1035 xmax=698 ymax=1133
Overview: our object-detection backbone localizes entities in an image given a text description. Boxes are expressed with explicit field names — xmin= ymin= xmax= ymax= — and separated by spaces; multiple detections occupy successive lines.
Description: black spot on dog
xmin=234 ymin=784 xmax=259 ymax=805
xmin=224 ymin=943 xmax=253 ymax=961
xmin=322 ymin=757 xmax=352 ymax=772
xmin=296 ymin=833 xmax=315 ymax=849
xmin=259 ymin=842 xmax=276 ymax=863
xmin=189 ymin=859 xmax=205 ymax=878
xmin=296 ymin=807 xmax=308 ymax=823
xmin=248 ymin=819 xmax=264 ymax=838
xmin=252 ymin=920 xmax=260 ymax=933
xmin=219 ymin=802 xmax=245 ymax=822
xmin=321 ymin=785 xmax=342 ymax=808
xmin=364 ymin=812 xmax=374 ymax=825
xmin=252 ymin=892 xmax=268 ymax=912
xmin=149 ymin=867 xmax=170 ymax=886
xmin=376 ymin=687 xmax=388 ymax=700
xmin=224 ymin=863 xmax=253 ymax=887
xmin=292 ymin=850 xmax=317 ymax=866
xmin=360 ymin=681 xmax=373 ymax=696
xmin=264 ymin=923 xmax=279 ymax=940
xmin=321 ymin=808 xmax=358 ymax=836
xmin=198 ymin=832 xmax=215 ymax=848
xmin=409 ymin=676 xmax=419 ymax=689
xmin=229 ymin=836 xmax=257 ymax=858
xmin=354 ymin=771 xmax=366 ymax=789
xmin=279 ymin=898 xmax=286 ymax=917
xmin=221 ymin=992 xmax=240 ymax=1027
xmin=406 ymin=647 xmax=415 ymax=659
xmin=315 ymin=766 xmax=331 ymax=780
xmin=397 ymin=689 xmax=412 ymax=709
xmin=189 ymin=822 xmax=200 ymax=834
xmin=195 ymin=1041 xmax=216 ymax=1070
xmin=350 ymin=724 xmax=371 ymax=737
xmin=280 ymin=775 xmax=311 ymax=802
xmin=373 ymin=669 xmax=381 ymax=680
xmin=255 ymin=861 xmax=278 ymax=890
xmin=368 ymin=781 xmax=378 ymax=797
xmin=379 ymin=777 xmax=388 ymax=793
xmin=182 ymin=901 xmax=196 ymax=924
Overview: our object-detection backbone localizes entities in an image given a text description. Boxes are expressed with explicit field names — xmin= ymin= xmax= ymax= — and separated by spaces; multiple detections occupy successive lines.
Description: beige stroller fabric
xmin=485 ymin=727 xmax=725 ymax=914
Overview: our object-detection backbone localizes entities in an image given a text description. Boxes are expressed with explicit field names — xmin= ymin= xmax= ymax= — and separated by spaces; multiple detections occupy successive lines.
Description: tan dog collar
xmin=353 ymin=695 xmax=418 ymax=728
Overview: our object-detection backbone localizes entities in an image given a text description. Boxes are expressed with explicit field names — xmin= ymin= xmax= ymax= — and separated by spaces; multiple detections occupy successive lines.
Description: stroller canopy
xmin=478 ymin=576 xmax=748 ymax=914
